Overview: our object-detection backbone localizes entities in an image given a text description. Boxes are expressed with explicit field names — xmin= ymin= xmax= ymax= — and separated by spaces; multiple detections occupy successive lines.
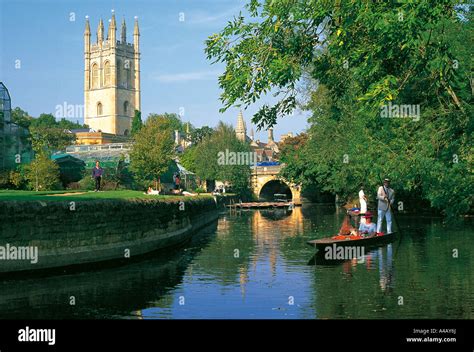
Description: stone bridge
xmin=251 ymin=164 xmax=301 ymax=205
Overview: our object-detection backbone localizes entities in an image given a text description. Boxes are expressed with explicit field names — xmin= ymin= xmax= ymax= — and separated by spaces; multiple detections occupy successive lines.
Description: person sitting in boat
xmin=358 ymin=211 xmax=376 ymax=236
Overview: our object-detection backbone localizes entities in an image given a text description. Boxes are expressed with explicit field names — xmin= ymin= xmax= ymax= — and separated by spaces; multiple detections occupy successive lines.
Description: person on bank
xmin=92 ymin=160 xmax=104 ymax=192
xmin=358 ymin=211 xmax=376 ymax=236
xmin=377 ymin=178 xmax=395 ymax=234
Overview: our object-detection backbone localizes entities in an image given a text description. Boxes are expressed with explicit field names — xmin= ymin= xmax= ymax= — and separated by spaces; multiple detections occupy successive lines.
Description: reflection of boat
xmin=307 ymin=232 xmax=398 ymax=253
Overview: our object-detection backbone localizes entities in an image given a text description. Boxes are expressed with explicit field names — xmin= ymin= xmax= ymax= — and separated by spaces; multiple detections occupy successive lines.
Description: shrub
xmin=194 ymin=187 xmax=206 ymax=194
xmin=24 ymin=153 xmax=62 ymax=191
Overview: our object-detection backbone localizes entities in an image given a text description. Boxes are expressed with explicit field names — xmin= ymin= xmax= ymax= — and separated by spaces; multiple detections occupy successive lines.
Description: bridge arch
xmin=259 ymin=179 xmax=292 ymax=201
xmin=251 ymin=172 xmax=301 ymax=204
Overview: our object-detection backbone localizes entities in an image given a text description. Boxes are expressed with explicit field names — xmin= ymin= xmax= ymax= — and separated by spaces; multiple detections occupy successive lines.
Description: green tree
xmin=193 ymin=122 xmax=251 ymax=196
xmin=30 ymin=113 xmax=57 ymax=129
xmin=11 ymin=107 xmax=32 ymax=129
xmin=180 ymin=145 xmax=198 ymax=173
xmin=24 ymin=153 xmax=61 ymax=191
xmin=129 ymin=114 xmax=175 ymax=188
xmin=27 ymin=113 xmax=75 ymax=155
xmin=279 ymin=133 xmax=309 ymax=186
xmin=30 ymin=125 xmax=75 ymax=155
xmin=131 ymin=110 xmax=143 ymax=136
xmin=206 ymin=1 xmax=473 ymax=218
xmin=190 ymin=126 xmax=214 ymax=144
xmin=148 ymin=113 xmax=187 ymax=134
xmin=57 ymin=118 xmax=86 ymax=130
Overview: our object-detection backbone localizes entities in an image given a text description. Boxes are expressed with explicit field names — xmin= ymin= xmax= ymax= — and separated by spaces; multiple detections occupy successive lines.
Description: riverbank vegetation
xmin=206 ymin=0 xmax=473 ymax=218
xmin=0 ymin=190 xmax=214 ymax=202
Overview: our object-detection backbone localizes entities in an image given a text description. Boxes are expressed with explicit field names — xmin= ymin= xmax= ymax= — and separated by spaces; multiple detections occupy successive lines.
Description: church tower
xmin=84 ymin=11 xmax=141 ymax=135
xmin=236 ymin=110 xmax=247 ymax=142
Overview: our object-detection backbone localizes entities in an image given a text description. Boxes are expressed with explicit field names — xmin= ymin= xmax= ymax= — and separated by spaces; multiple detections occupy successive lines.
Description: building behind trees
xmin=0 ymin=82 xmax=33 ymax=170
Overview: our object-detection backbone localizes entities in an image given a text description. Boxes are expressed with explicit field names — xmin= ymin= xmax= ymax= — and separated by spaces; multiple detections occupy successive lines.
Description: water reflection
xmin=0 ymin=222 xmax=218 ymax=319
xmin=0 ymin=206 xmax=472 ymax=319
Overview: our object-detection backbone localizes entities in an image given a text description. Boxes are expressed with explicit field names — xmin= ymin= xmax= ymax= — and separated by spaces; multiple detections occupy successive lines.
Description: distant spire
xmin=121 ymin=17 xmax=127 ymax=43
xmin=250 ymin=127 xmax=254 ymax=141
xmin=134 ymin=16 xmax=140 ymax=36
xmin=236 ymin=110 xmax=247 ymax=142
xmin=133 ymin=16 xmax=140 ymax=49
xmin=97 ymin=18 xmax=104 ymax=44
xmin=109 ymin=12 xmax=116 ymax=30
xmin=108 ymin=11 xmax=116 ymax=45
xmin=84 ymin=16 xmax=91 ymax=53
xmin=84 ymin=16 xmax=90 ymax=35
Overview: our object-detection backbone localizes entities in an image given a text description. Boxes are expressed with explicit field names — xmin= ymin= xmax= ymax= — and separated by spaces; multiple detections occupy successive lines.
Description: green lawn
xmin=0 ymin=190 xmax=213 ymax=202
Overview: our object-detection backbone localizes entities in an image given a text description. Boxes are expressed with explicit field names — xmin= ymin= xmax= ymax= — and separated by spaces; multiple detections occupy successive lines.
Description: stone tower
xmin=84 ymin=12 xmax=141 ymax=135
xmin=236 ymin=110 xmax=247 ymax=142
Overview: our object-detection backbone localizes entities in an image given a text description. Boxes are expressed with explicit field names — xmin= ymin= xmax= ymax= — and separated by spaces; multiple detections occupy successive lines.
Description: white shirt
xmin=359 ymin=189 xmax=367 ymax=213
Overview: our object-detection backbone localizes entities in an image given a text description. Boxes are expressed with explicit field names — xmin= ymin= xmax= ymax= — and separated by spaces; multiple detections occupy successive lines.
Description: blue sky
xmin=0 ymin=0 xmax=310 ymax=140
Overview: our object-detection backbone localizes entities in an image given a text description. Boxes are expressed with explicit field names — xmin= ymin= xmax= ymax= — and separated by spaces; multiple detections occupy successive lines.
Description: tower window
xmin=91 ymin=63 xmax=99 ymax=89
xmin=104 ymin=61 xmax=111 ymax=86
xmin=97 ymin=102 xmax=103 ymax=116
xmin=124 ymin=101 xmax=129 ymax=114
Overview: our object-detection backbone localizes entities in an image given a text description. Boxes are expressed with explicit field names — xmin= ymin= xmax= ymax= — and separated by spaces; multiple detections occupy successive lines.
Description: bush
xmin=24 ymin=153 xmax=62 ymax=191
xmin=77 ymin=171 xmax=123 ymax=191
xmin=0 ymin=167 xmax=27 ymax=190
xmin=0 ymin=170 xmax=10 ymax=188
xmin=78 ymin=175 xmax=95 ymax=191
xmin=194 ymin=187 xmax=206 ymax=194
xmin=9 ymin=169 xmax=25 ymax=189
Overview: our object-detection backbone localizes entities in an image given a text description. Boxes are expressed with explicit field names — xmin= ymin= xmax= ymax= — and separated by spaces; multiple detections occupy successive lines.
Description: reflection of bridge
xmin=251 ymin=164 xmax=301 ymax=204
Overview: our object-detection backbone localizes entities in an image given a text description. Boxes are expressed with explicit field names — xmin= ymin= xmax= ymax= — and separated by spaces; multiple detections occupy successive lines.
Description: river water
xmin=0 ymin=205 xmax=472 ymax=319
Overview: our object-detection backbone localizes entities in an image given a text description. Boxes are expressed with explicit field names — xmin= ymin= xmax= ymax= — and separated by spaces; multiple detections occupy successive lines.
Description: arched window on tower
xmin=91 ymin=63 xmax=99 ymax=89
xmin=97 ymin=102 xmax=103 ymax=116
xmin=104 ymin=61 xmax=111 ymax=86
xmin=123 ymin=101 xmax=129 ymax=115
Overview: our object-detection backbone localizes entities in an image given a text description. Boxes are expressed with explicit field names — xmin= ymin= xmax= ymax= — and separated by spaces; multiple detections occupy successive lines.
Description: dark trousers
xmin=95 ymin=176 xmax=101 ymax=191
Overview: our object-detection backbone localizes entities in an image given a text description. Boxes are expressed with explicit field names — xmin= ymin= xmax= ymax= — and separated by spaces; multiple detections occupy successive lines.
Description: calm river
xmin=0 ymin=205 xmax=472 ymax=319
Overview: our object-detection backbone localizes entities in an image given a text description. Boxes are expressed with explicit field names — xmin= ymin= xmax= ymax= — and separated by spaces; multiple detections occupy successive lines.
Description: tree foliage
xmin=131 ymin=110 xmax=143 ymax=136
xmin=189 ymin=122 xmax=251 ymax=196
xmin=207 ymin=1 xmax=473 ymax=218
xmin=11 ymin=107 xmax=32 ymax=129
xmin=190 ymin=126 xmax=214 ymax=144
xmin=24 ymin=153 xmax=61 ymax=191
xmin=129 ymin=114 xmax=175 ymax=185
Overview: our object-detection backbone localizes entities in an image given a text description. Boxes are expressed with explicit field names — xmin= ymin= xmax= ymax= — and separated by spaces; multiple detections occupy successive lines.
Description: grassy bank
xmin=0 ymin=190 xmax=213 ymax=202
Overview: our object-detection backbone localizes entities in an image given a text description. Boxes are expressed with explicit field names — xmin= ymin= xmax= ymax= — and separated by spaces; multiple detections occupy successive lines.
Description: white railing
xmin=66 ymin=143 xmax=132 ymax=153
